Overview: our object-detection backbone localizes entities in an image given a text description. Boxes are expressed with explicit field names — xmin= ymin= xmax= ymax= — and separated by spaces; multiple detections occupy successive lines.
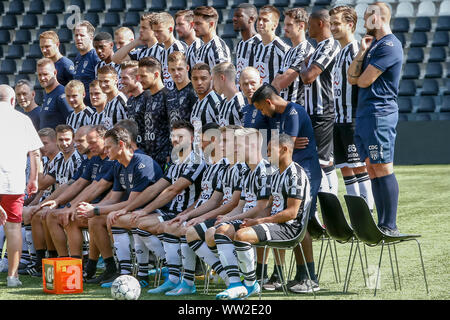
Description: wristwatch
xmin=66 ymin=203 xmax=71 ymax=208
xmin=93 ymin=207 xmax=100 ymax=216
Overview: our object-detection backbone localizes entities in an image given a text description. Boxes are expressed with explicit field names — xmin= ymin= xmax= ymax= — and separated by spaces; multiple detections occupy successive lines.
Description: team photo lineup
xmin=0 ymin=0 xmax=408 ymax=300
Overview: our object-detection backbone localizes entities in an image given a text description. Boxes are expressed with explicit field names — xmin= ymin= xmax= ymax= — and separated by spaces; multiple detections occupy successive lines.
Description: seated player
xmin=208 ymin=128 xmax=275 ymax=300
xmin=65 ymin=80 xmax=94 ymax=132
xmin=106 ymin=120 xmax=206 ymax=294
xmin=225 ymin=134 xmax=311 ymax=299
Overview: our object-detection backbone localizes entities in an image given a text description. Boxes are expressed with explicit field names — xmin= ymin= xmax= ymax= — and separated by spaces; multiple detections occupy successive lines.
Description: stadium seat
xmin=191 ymin=0 xmax=208 ymax=9
xmin=398 ymin=96 xmax=413 ymax=113
xmin=402 ymin=63 xmax=420 ymax=79
xmin=432 ymin=31 xmax=449 ymax=47
xmin=410 ymin=32 xmax=428 ymax=47
xmin=436 ymin=16 xmax=450 ymax=31
xmin=355 ymin=3 xmax=368 ymax=18
xmin=96 ymin=26 xmax=114 ymax=36
xmin=393 ymin=33 xmax=406 ymax=47
xmin=444 ymin=79 xmax=450 ymax=95
xmin=424 ymin=62 xmax=443 ymax=78
xmin=6 ymin=45 xmax=24 ymax=59
xmin=440 ymin=1 xmax=450 ymax=15
xmin=15 ymin=75 xmax=30 ymax=83
xmin=417 ymin=96 xmax=436 ymax=112
xmin=315 ymin=0 xmax=332 ymax=5
xmin=129 ymin=0 xmax=146 ymax=11
xmin=441 ymin=96 xmax=450 ymax=112
xmin=231 ymin=0 xmax=247 ymax=8
xmin=417 ymin=1 xmax=436 ymax=16
xmin=34 ymin=88 xmax=44 ymax=106
xmin=224 ymin=38 xmax=235 ymax=55
xmin=67 ymin=43 xmax=79 ymax=59
xmin=103 ymin=13 xmax=121 ymax=27
xmin=211 ymin=0 xmax=227 ymax=10
xmin=57 ymin=28 xmax=73 ymax=44
xmin=0 ymin=30 xmax=10 ymax=45
xmin=47 ymin=0 xmax=65 ymax=14
xmin=221 ymin=23 xmax=235 ymax=38
xmin=169 ymin=0 xmax=187 ymax=10
xmin=428 ymin=47 xmax=446 ymax=62
xmin=0 ymin=15 xmax=18 ymax=30
xmin=398 ymin=80 xmax=417 ymax=96
xmin=414 ymin=113 xmax=432 ymax=121
xmin=19 ymin=59 xmax=37 ymax=75
xmin=109 ymin=0 xmax=126 ymax=12
xmin=13 ymin=30 xmax=31 ymax=44
xmin=70 ymin=0 xmax=86 ymax=13
xmin=7 ymin=1 xmax=25 ymax=15
xmin=447 ymin=62 xmax=450 ymax=78
xmin=438 ymin=112 xmax=450 ymax=120
xmin=41 ymin=14 xmax=59 ymax=29
xmin=226 ymin=9 xmax=236 ymax=23
xmin=421 ymin=79 xmax=439 ymax=96
xmin=392 ymin=18 xmax=409 ymax=33
xmin=0 ymin=46 xmax=3 ymax=59
xmin=149 ymin=0 xmax=167 ymax=11
xmin=27 ymin=43 xmax=43 ymax=59
xmin=84 ymin=13 xmax=100 ymax=27
xmin=413 ymin=17 xmax=431 ymax=32
xmin=0 ymin=75 xmax=9 ymax=85
xmin=123 ymin=12 xmax=141 ymax=27
xmin=88 ymin=0 xmax=105 ymax=12
xmin=21 ymin=14 xmax=39 ymax=30
xmin=254 ymin=0 xmax=270 ymax=8
xmin=0 ymin=59 xmax=17 ymax=75
xmin=292 ymin=0 xmax=311 ymax=6
xmin=395 ymin=2 xmax=414 ymax=17
xmin=28 ymin=0 xmax=45 ymax=14
xmin=406 ymin=47 xmax=424 ymax=63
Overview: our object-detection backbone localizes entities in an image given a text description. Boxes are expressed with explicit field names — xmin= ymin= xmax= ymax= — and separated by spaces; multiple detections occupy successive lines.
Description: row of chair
xmin=402 ymin=62 xmax=449 ymax=80
xmin=399 ymin=79 xmax=450 ymax=97
xmin=394 ymin=31 xmax=450 ymax=48
xmin=260 ymin=192 xmax=429 ymax=299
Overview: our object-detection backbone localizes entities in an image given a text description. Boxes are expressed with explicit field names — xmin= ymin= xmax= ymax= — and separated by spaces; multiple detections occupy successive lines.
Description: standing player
xmin=253 ymin=5 xmax=290 ymax=85
xmin=190 ymin=63 xmax=222 ymax=153
xmin=193 ymin=6 xmax=231 ymax=68
xmin=347 ymin=2 xmax=403 ymax=236
xmin=73 ymin=21 xmax=101 ymax=107
xmin=271 ymin=8 xmax=315 ymax=106
xmin=39 ymin=31 xmax=75 ymax=86
xmin=175 ymin=10 xmax=203 ymax=76
xmin=212 ymin=62 xmax=246 ymax=126
xmin=135 ymin=57 xmax=171 ymax=169
xmin=89 ymin=80 xmax=108 ymax=126
xmin=97 ymin=66 xmax=128 ymax=129
xmin=114 ymin=27 xmax=135 ymax=50
xmin=330 ymin=6 xmax=374 ymax=210
xmin=14 ymin=79 xmax=41 ymax=131
xmin=112 ymin=13 xmax=164 ymax=64
xmin=150 ymin=12 xmax=187 ymax=91
xmin=300 ymin=9 xmax=341 ymax=195
xmin=166 ymin=52 xmax=197 ymax=126
xmin=93 ymin=32 xmax=122 ymax=79
xmin=65 ymin=80 xmax=94 ymax=132
xmin=120 ymin=61 xmax=147 ymax=121
xmin=37 ymin=58 xmax=72 ymax=129
xmin=233 ymin=3 xmax=261 ymax=82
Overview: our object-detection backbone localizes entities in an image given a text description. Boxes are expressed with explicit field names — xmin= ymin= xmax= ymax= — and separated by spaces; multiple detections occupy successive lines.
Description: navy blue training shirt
xmin=357 ymin=34 xmax=403 ymax=118
xmin=40 ymin=85 xmax=72 ymax=129
xmin=74 ymin=49 xmax=101 ymax=106
xmin=54 ymin=56 xmax=75 ymax=86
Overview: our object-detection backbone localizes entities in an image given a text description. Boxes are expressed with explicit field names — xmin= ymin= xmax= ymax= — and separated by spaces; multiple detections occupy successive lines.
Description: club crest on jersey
xmin=137 ymin=163 xmax=146 ymax=170
xmin=128 ymin=174 xmax=133 ymax=183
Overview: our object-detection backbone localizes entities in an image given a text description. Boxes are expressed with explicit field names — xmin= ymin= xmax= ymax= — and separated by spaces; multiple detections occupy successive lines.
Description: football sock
xmin=319 ymin=169 xmax=330 ymax=193
xmin=256 ymin=262 xmax=268 ymax=280
xmin=111 ymin=228 xmax=132 ymax=275
xmin=24 ymin=224 xmax=36 ymax=266
xmin=307 ymin=262 xmax=317 ymax=281
xmin=48 ymin=250 xmax=58 ymax=258
xmin=104 ymin=256 xmax=117 ymax=274
xmin=140 ymin=232 xmax=166 ymax=264
xmin=162 ymin=233 xmax=181 ymax=284
xmin=377 ymin=173 xmax=399 ymax=230
xmin=356 ymin=172 xmax=374 ymax=211
xmin=235 ymin=240 xmax=256 ymax=287
xmin=343 ymin=175 xmax=359 ymax=196
xmin=35 ymin=249 xmax=46 ymax=270
xmin=215 ymin=234 xmax=241 ymax=284
xmin=371 ymin=178 xmax=384 ymax=226
xmin=324 ymin=165 xmax=339 ymax=196
xmin=190 ymin=240 xmax=228 ymax=284
xmin=132 ymin=229 xmax=149 ymax=277
xmin=85 ymin=259 xmax=97 ymax=278
xmin=180 ymin=236 xmax=196 ymax=286
xmin=20 ymin=226 xmax=31 ymax=265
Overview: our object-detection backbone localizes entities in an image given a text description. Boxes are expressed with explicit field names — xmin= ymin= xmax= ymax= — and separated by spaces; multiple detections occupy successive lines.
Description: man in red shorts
xmin=0 ymin=84 xmax=43 ymax=287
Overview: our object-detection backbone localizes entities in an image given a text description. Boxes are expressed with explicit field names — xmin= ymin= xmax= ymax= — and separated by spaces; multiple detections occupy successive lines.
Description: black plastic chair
xmin=344 ymin=195 xmax=429 ymax=296
xmin=318 ymin=192 xmax=368 ymax=293
xmin=254 ymin=200 xmax=315 ymax=299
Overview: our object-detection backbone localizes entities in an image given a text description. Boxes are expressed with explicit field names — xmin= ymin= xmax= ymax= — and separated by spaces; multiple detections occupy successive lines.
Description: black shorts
xmin=311 ymin=116 xmax=334 ymax=165
xmin=334 ymin=123 xmax=365 ymax=168
xmin=193 ymin=218 xmax=217 ymax=241
xmin=155 ymin=209 xmax=178 ymax=222
xmin=215 ymin=219 xmax=243 ymax=231
xmin=252 ymin=222 xmax=301 ymax=242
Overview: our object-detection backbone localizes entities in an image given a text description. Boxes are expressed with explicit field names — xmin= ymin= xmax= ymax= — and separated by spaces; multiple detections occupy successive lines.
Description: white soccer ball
xmin=110 ymin=275 xmax=141 ymax=300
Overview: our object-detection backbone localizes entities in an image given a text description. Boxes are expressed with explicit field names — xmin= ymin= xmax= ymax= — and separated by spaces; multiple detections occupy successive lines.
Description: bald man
xmin=0 ymin=85 xmax=43 ymax=286
xmin=347 ymin=2 xmax=403 ymax=236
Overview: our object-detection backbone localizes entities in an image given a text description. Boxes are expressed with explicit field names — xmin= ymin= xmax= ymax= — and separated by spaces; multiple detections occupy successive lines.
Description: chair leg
xmin=317 ymin=237 xmax=329 ymax=282
xmin=356 ymin=241 xmax=367 ymax=287
xmin=287 ymin=249 xmax=295 ymax=280
xmin=259 ymin=246 xmax=268 ymax=301
xmin=333 ymin=240 xmax=341 ymax=283
xmin=347 ymin=238 xmax=359 ymax=293
xmin=363 ymin=244 xmax=369 ymax=271
xmin=273 ymin=248 xmax=288 ymax=296
xmin=299 ymin=245 xmax=316 ymax=299
xmin=343 ymin=239 xmax=354 ymax=293
xmin=374 ymin=241 xmax=385 ymax=297
xmin=414 ymin=239 xmax=429 ymax=294
xmin=393 ymin=244 xmax=401 ymax=291
xmin=328 ymin=238 xmax=339 ymax=283
xmin=387 ymin=245 xmax=397 ymax=291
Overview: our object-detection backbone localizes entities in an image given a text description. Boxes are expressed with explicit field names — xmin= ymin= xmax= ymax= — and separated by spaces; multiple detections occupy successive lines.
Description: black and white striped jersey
xmin=195 ymin=157 xmax=230 ymax=208
xmin=252 ymin=36 xmax=290 ymax=84
xmin=129 ymin=43 xmax=165 ymax=62
xmin=279 ymin=40 xmax=315 ymax=106
xmin=235 ymin=34 xmax=262 ymax=82
xmin=160 ymin=40 xmax=188 ymax=91
xmin=167 ymin=82 xmax=197 ymax=127
xmin=89 ymin=110 xmax=106 ymax=126
xmin=94 ymin=60 xmax=122 ymax=79
xmin=185 ymin=38 xmax=203 ymax=75
xmin=332 ymin=40 xmax=359 ymax=124
xmin=217 ymin=91 xmax=247 ymax=126
xmin=240 ymin=158 xmax=274 ymax=212
xmin=163 ymin=151 xmax=207 ymax=214
xmin=216 ymin=162 xmax=250 ymax=204
xmin=304 ymin=37 xmax=341 ymax=117
xmin=48 ymin=150 xmax=84 ymax=186
xmin=66 ymin=107 xmax=94 ymax=132
xmin=102 ymin=92 xmax=128 ymax=129
xmin=270 ymin=161 xmax=310 ymax=226
xmin=40 ymin=154 xmax=59 ymax=201
xmin=196 ymin=35 xmax=231 ymax=68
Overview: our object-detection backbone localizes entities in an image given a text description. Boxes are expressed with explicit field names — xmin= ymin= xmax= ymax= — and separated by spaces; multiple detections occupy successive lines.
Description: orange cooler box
xmin=42 ymin=258 xmax=83 ymax=294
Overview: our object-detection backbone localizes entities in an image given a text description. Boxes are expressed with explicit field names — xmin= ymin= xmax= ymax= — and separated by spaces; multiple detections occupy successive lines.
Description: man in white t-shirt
xmin=0 ymin=85 xmax=43 ymax=287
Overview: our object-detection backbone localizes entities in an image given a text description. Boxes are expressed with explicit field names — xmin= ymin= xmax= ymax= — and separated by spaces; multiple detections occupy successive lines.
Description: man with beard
xmin=14 ymin=79 xmax=41 ymax=131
